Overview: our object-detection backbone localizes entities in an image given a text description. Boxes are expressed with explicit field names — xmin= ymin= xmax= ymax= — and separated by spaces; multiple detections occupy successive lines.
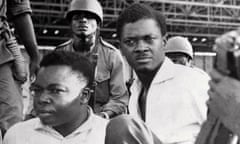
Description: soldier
xmin=55 ymin=0 xmax=129 ymax=119
xmin=0 ymin=0 xmax=40 ymax=136
xmin=164 ymin=36 xmax=210 ymax=78
xmin=164 ymin=36 xmax=194 ymax=66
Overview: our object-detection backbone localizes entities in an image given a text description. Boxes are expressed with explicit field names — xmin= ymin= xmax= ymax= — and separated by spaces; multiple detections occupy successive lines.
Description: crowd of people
xmin=1 ymin=0 xmax=240 ymax=144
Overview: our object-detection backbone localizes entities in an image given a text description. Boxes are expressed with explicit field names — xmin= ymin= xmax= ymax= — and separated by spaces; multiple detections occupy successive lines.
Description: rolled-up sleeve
xmin=7 ymin=0 xmax=32 ymax=19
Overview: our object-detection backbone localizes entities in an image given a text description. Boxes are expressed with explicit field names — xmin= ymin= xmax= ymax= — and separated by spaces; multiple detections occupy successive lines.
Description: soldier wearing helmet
xmin=164 ymin=36 xmax=193 ymax=66
xmin=55 ymin=0 xmax=129 ymax=119
xmin=164 ymin=36 xmax=210 ymax=77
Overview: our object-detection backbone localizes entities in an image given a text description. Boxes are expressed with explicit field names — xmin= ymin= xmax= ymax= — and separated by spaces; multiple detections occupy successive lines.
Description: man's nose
xmin=37 ymin=92 xmax=52 ymax=104
xmin=78 ymin=15 xmax=88 ymax=22
xmin=134 ymin=40 xmax=149 ymax=52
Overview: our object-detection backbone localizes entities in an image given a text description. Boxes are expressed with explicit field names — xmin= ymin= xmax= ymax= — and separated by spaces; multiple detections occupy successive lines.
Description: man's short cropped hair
xmin=116 ymin=3 xmax=167 ymax=39
xmin=40 ymin=51 xmax=94 ymax=87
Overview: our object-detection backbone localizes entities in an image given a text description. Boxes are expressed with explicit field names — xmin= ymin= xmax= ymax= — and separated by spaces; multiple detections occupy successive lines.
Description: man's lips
xmin=78 ymin=25 xmax=88 ymax=29
xmin=134 ymin=54 xmax=152 ymax=64
xmin=38 ymin=112 xmax=52 ymax=118
xmin=135 ymin=54 xmax=152 ymax=60
xmin=36 ymin=109 xmax=54 ymax=116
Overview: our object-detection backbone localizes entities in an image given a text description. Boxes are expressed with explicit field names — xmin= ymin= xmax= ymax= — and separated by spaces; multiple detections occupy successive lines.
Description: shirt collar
xmin=131 ymin=57 xmax=175 ymax=92
xmin=34 ymin=107 xmax=95 ymax=137
xmin=151 ymin=57 xmax=175 ymax=84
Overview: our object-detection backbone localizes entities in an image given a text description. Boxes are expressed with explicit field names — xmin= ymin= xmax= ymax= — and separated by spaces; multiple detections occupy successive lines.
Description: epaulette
xmin=100 ymin=38 xmax=117 ymax=50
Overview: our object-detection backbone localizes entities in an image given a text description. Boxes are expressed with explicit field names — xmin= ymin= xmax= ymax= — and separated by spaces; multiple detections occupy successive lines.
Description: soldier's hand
xmin=29 ymin=60 xmax=40 ymax=82
xmin=208 ymin=69 xmax=240 ymax=136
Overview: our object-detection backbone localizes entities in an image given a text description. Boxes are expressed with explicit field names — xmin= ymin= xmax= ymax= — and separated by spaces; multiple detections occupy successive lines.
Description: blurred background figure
xmin=197 ymin=29 xmax=240 ymax=144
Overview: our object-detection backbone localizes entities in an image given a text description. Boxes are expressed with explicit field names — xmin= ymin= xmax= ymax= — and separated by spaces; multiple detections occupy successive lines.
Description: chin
xmin=135 ymin=67 xmax=151 ymax=73
xmin=76 ymin=31 xmax=89 ymax=36
xmin=136 ymin=64 xmax=159 ymax=74
xmin=39 ymin=116 xmax=56 ymax=126
xmin=135 ymin=63 xmax=149 ymax=70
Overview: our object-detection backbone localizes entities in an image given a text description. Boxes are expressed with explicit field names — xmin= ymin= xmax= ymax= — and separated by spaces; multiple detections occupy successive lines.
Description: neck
xmin=72 ymin=34 xmax=96 ymax=54
xmin=137 ymin=62 xmax=163 ymax=88
xmin=53 ymin=106 xmax=89 ymax=137
xmin=137 ymin=71 xmax=156 ymax=89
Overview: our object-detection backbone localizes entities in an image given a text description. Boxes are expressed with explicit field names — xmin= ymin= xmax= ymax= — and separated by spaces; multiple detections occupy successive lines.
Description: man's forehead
xmin=122 ymin=30 xmax=161 ymax=40
xmin=122 ymin=19 xmax=161 ymax=37
xmin=36 ymin=66 xmax=86 ymax=87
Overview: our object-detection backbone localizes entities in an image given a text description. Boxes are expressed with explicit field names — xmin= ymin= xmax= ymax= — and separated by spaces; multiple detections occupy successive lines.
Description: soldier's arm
xmin=12 ymin=13 xmax=40 ymax=76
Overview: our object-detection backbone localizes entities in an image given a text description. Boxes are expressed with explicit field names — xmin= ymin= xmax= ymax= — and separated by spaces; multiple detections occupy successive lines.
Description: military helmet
xmin=65 ymin=0 xmax=103 ymax=24
xmin=164 ymin=36 xmax=193 ymax=59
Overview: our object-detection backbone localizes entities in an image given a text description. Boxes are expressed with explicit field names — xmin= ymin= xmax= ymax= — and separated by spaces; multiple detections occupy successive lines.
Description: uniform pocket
xmin=95 ymin=70 xmax=110 ymax=104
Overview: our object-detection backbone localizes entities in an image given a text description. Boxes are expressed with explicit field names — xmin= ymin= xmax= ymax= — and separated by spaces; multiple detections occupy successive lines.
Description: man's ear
xmin=79 ymin=87 xmax=91 ymax=104
xmin=162 ymin=34 xmax=168 ymax=46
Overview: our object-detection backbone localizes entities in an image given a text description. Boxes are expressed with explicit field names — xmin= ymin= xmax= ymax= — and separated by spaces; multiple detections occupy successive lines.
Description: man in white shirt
xmin=3 ymin=51 xmax=108 ymax=144
xmin=116 ymin=3 xmax=209 ymax=144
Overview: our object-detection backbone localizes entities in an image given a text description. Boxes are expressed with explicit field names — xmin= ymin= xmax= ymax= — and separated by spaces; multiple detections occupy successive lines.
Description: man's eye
xmin=123 ymin=39 xmax=136 ymax=47
xmin=48 ymin=88 xmax=65 ymax=94
xmin=30 ymin=87 xmax=40 ymax=92
xmin=72 ymin=15 xmax=79 ymax=20
xmin=144 ymin=36 xmax=156 ymax=43
xmin=29 ymin=87 xmax=43 ymax=96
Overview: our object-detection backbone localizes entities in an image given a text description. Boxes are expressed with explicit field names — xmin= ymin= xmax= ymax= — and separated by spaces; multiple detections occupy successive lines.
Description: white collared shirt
xmin=129 ymin=57 xmax=210 ymax=144
xmin=3 ymin=108 xmax=109 ymax=144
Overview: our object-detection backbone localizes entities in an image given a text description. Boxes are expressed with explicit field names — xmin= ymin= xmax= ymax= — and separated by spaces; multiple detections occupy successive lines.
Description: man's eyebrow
xmin=47 ymin=84 xmax=68 ymax=89
xmin=123 ymin=35 xmax=154 ymax=40
xmin=123 ymin=36 xmax=137 ymax=39
xmin=31 ymin=83 xmax=65 ymax=88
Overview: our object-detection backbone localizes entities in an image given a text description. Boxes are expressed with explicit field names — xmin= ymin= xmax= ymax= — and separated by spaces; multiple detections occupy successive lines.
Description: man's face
xmin=120 ymin=19 xmax=165 ymax=73
xmin=31 ymin=65 xmax=87 ymax=127
xmin=70 ymin=12 xmax=98 ymax=36
xmin=166 ymin=52 xmax=191 ymax=66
